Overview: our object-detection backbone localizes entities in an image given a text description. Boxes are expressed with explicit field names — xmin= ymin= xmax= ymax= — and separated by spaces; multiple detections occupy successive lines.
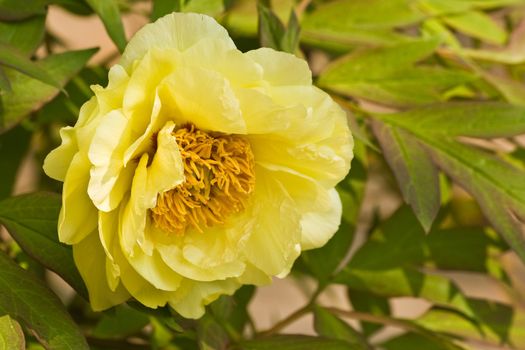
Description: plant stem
xmin=256 ymin=284 xmax=324 ymax=337
xmin=325 ymin=307 xmax=421 ymax=333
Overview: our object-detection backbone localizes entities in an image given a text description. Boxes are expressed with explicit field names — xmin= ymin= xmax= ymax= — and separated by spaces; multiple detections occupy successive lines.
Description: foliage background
xmin=1 ymin=0 xmax=525 ymax=349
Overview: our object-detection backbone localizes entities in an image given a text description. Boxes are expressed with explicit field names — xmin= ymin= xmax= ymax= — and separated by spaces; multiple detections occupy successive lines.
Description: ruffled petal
xmin=246 ymin=48 xmax=312 ymax=86
xmin=169 ymin=279 xmax=240 ymax=319
xmin=248 ymin=87 xmax=353 ymax=187
xmin=120 ymin=13 xmax=235 ymax=71
xmin=73 ymin=232 xmax=130 ymax=311
xmin=159 ymin=66 xmax=246 ymax=134
xmin=113 ymin=245 xmax=172 ymax=308
xmin=58 ymin=152 xmax=98 ymax=244
xmin=43 ymin=127 xmax=77 ymax=181
xmin=266 ymin=167 xmax=342 ymax=249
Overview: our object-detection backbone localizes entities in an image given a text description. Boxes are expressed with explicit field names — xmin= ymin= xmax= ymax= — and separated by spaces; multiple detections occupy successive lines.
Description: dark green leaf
xmin=0 ymin=48 xmax=97 ymax=133
xmin=347 ymin=289 xmax=390 ymax=337
xmin=197 ymin=314 xmax=230 ymax=350
xmin=372 ymin=121 xmax=440 ymax=232
xmin=381 ymin=332 xmax=465 ymax=350
xmin=0 ymin=42 xmax=61 ymax=89
xmin=0 ymin=315 xmax=24 ymax=350
xmin=0 ymin=250 xmax=88 ymax=349
xmin=313 ymin=306 xmax=369 ymax=349
xmin=0 ymin=126 xmax=31 ymax=200
xmin=0 ymin=192 xmax=88 ymax=298
xmin=0 ymin=14 xmax=45 ymax=55
xmin=51 ymin=0 xmax=93 ymax=15
xmin=210 ymin=285 xmax=255 ymax=335
xmin=239 ymin=335 xmax=363 ymax=350
xmin=85 ymin=0 xmax=127 ymax=52
xmin=280 ymin=10 xmax=300 ymax=54
xmin=375 ymin=104 xmax=525 ymax=262
xmin=93 ymin=305 xmax=149 ymax=338
xmin=301 ymin=141 xmax=367 ymax=282
xmin=257 ymin=2 xmax=285 ymax=51
xmin=0 ymin=0 xmax=46 ymax=20
xmin=151 ymin=0 xmax=183 ymax=21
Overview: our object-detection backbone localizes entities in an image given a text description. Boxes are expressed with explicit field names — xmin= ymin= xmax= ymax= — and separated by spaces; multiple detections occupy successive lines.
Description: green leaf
xmin=0 ymin=43 xmax=61 ymax=89
xmin=0 ymin=14 xmax=45 ymax=55
xmin=51 ymin=0 xmax=92 ymax=15
xmin=197 ymin=314 xmax=230 ymax=350
xmin=85 ymin=0 xmax=127 ymax=52
xmin=374 ymin=103 xmax=525 ymax=262
xmin=257 ymin=3 xmax=285 ymax=51
xmin=461 ymin=18 xmax=525 ymax=64
xmin=239 ymin=335 xmax=363 ymax=350
xmin=0 ymin=48 xmax=97 ymax=133
xmin=371 ymin=121 xmax=440 ymax=231
xmin=280 ymin=10 xmax=300 ymax=54
xmin=318 ymin=40 xmax=475 ymax=106
xmin=0 ymin=250 xmax=88 ymax=349
xmin=376 ymin=102 xmax=525 ymax=138
xmin=93 ymin=305 xmax=149 ymax=338
xmin=417 ymin=304 xmax=525 ymax=348
xmin=335 ymin=267 xmax=473 ymax=317
xmin=210 ymin=285 xmax=255 ymax=335
xmin=301 ymin=141 xmax=367 ymax=282
xmin=0 ymin=0 xmax=46 ymax=20
xmin=381 ymin=332 xmax=466 ymax=350
xmin=313 ymin=306 xmax=370 ymax=348
xmin=443 ymin=11 xmax=507 ymax=45
xmin=0 ymin=315 xmax=24 ymax=350
xmin=0 ymin=67 xmax=10 ymax=92
xmin=151 ymin=0 xmax=183 ymax=21
xmin=0 ymin=192 xmax=88 ymax=299
xmin=347 ymin=289 xmax=390 ymax=337
xmin=303 ymin=0 xmax=423 ymax=30
xmin=0 ymin=126 xmax=31 ymax=200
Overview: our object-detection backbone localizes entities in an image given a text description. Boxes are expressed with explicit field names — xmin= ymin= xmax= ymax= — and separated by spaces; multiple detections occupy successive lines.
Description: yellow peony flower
xmin=43 ymin=13 xmax=353 ymax=319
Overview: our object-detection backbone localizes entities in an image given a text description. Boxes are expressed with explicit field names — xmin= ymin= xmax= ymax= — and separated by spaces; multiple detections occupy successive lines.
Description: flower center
xmin=151 ymin=124 xmax=255 ymax=235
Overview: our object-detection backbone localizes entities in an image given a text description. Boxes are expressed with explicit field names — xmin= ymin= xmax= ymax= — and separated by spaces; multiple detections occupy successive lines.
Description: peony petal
xmin=43 ymin=126 xmax=77 ymax=181
xmin=246 ymin=48 xmax=312 ymax=86
xmin=169 ymin=279 xmax=240 ymax=319
xmin=300 ymin=188 xmax=342 ymax=250
xmin=87 ymin=109 xmax=134 ymax=211
xmin=236 ymin=87 xmax=304 ymax=134
xmin=120 ymin=13 xmax=235 ymax=71
xmin=146 ymin=121 xmax=185 ymax=206
xmin=248 ymin=87 xmax=353 ymax=187
xmin=264 ymin=167 xmax=342 ymax=249
xmin=73 ymin=232 xmax=130 ymax=311
xmin=179 ymin=38 xmax=263 ymax=87
xmin=113 ymin=245 xmax=172 ymax=308
xmin=242 ymin=167 xmax=302 ymax=277
xmin=58 ymin=152 xmax=98 ymax=244
xmin=237 ymin=263 xmax=272 ymax=285
xmin=157 ymin=242 xmax=246 ymax=282
xmin=159 ymin=66 xmax=246 ymax=134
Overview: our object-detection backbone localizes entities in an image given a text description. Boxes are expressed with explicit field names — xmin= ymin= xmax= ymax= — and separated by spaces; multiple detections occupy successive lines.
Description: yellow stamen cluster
xmin=151 ymin=124 xmax=255 ymax=235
